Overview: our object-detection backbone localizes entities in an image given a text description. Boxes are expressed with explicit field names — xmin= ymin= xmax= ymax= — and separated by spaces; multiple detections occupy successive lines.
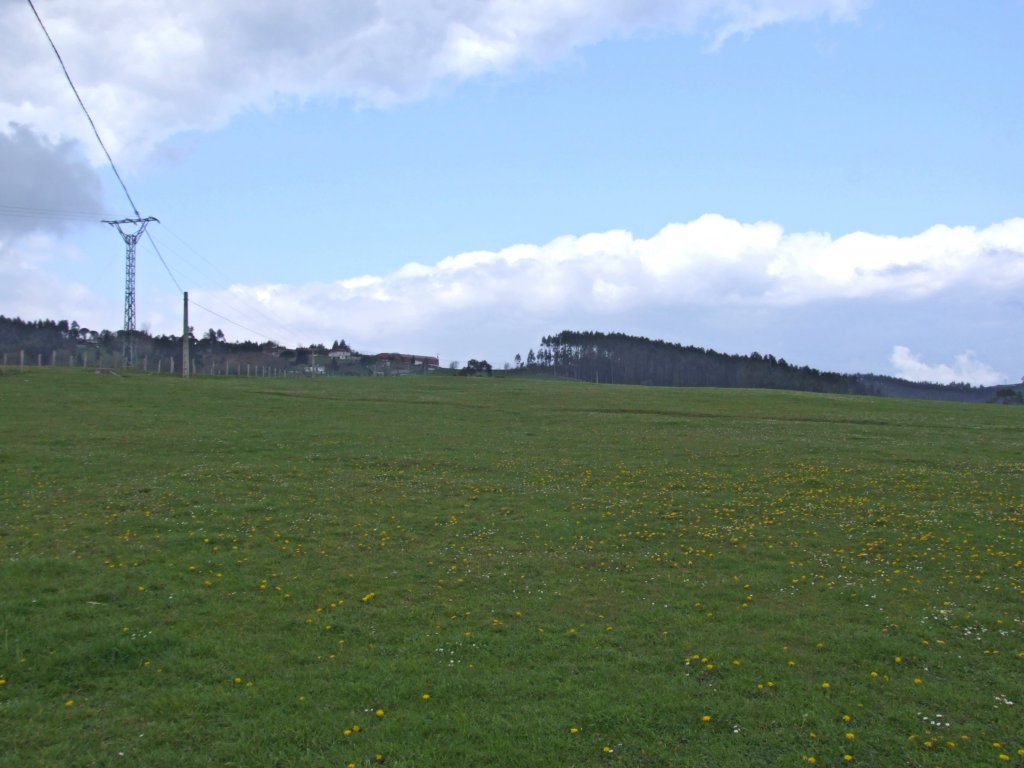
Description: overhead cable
xmin=26 ymin=0 xmax=141 ymax=219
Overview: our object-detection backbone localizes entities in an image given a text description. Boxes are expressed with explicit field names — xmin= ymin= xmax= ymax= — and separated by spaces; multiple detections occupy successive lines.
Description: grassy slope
xmin=0 ymin=369 xmax=1021 ymax=767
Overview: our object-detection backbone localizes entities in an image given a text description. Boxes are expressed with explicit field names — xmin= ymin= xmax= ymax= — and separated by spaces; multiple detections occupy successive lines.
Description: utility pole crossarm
xmin=102 ymin=216 xmax=158 ymax=233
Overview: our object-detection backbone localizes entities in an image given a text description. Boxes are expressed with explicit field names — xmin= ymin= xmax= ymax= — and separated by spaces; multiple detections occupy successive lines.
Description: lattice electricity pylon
xmin=103 ymin=216 xmax=158 ymax=367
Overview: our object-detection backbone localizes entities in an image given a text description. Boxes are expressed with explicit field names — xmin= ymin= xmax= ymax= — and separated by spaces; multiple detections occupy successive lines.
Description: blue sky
xmin=2 ymin=0 xmax=1023 ymax=383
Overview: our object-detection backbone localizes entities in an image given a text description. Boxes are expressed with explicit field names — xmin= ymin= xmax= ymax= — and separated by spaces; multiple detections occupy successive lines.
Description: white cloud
xmin=889 ymin=345 xmax=1006 ymax=387
xmin=1 ymin=0 xmax=868 ymax=164
xmin=0 ymin=231 xmax=115 ymax=328
xmin=180 ymin=215 xmax=1024 ymax=377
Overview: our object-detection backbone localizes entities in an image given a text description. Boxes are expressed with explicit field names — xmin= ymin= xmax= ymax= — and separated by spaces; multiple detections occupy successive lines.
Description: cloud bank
xmin=1 ymin=0 xmax=867 ymax=163
xmin=889 ymin=346 xmax=1006 ymax=387
xmin=181 ymin=215 xmax=1022 ymax=384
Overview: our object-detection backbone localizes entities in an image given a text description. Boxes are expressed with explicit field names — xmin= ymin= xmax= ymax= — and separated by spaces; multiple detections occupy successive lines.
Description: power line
xmin=25 ymin=0 xmax=302 ymax=351
xmin=25 ymin=0 xmax=140 ymax=219
xmin=189 ymin=299 xmax=282 ymax=343
xmin=145 ymin=230 xmax=183 ymax=292
xmin=148 ymin=224 xmax=304 ymax=342
xmin=0 ymin=203 xmax=112 ymax=222
xmin=26 ymin=0 xmax=185 ymax=363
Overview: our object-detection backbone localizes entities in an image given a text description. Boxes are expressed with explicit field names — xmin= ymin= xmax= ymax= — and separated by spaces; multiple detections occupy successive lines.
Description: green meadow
xmin=1 ymin=369 xmax=1021 ymax=767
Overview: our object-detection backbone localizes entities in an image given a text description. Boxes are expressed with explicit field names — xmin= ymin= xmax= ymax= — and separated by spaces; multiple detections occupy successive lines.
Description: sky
xmin=1 ymin=0 xmax=1022 ymax=385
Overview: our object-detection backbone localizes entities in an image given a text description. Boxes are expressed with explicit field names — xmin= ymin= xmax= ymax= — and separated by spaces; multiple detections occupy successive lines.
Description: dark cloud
xmin=0 ymin=123 xmax=105 ymax=238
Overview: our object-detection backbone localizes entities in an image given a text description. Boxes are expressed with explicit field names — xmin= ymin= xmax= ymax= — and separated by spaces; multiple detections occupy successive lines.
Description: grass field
xmin=1 ymin=369 xmax=1021 ymax=767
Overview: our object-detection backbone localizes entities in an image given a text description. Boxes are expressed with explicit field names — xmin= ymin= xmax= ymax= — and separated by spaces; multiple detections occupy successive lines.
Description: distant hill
xmin=513 ymin=330 xmax=1022 ymax=404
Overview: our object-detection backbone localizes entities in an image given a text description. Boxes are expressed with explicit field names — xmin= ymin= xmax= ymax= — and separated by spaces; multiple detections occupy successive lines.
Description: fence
xmin=0 ymin=350 xmax=289 ymax=377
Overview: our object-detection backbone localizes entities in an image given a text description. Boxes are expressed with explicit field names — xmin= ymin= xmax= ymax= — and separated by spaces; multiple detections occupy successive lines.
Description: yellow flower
xmin=843 ymin=754 xmax=853 ymax=762
xmin=570 ymin=727 xmax=579 ymax=735
xmin=375 ymin=708 xmax=385 ymax=718
xmin=702 ymin=715 xmax=712 ymax=723
xmin=821 ymin=682 xmax=830 ymax=690
xmin=422 ymin=693 xmax=430 ymax=701
xmin=65 ymin=699 xmax=74 ymax=707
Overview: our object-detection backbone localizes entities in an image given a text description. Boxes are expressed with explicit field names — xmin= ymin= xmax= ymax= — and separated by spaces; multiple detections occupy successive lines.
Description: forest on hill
xmin=514 ymin=330 xmax=1022 ymax=405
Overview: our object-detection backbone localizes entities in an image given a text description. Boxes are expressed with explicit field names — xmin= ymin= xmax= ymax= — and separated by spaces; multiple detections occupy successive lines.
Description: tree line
xmin=4 ymin=316 xmax=1019 ymax=402
xmin=512 ymin=330 xmax=863 ymax=393
xmin=511 ymin=330 xmax=1021 ymax=404
xmin=1 ymin=315 xmax=310 ymax=372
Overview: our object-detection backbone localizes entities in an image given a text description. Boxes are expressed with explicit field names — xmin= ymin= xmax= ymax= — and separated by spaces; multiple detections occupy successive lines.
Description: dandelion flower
xmin=702 ymin=715 xmax=712 ymax=723
xmin=375 ymin=708 xmax=385 ymax=718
